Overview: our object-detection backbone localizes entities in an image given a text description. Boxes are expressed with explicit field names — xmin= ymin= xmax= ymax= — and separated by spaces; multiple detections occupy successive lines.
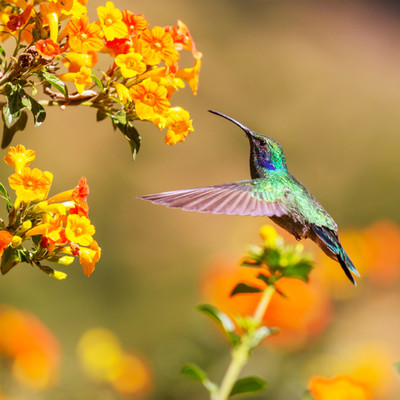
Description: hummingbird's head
xmin=208 ymin=110 xmax=287 ymax=178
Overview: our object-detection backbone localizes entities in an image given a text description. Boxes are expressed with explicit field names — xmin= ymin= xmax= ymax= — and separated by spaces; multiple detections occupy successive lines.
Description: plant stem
xmin=212 ymin=285 xmax=276 ymax=400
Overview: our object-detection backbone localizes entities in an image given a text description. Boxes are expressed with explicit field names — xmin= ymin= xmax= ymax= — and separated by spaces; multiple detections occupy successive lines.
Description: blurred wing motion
xmin=139 ymin=179 xmax=288 ymax=217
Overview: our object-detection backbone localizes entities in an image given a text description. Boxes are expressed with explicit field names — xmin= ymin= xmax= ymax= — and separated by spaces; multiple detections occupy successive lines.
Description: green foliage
xmin=36 ymin=71 xmax=67 ymax=96
xmin=197 ymin=304 xmax=240 ymax=346
xmin=0 ymin=183 xmax=13 ymax=211
xmin=0 ymin=246 xmax=20 ymax=275
xmin=181 ymin=363 xmax=218 ymax=395
xmin=230 ymin=376 xmax=267 ymax=397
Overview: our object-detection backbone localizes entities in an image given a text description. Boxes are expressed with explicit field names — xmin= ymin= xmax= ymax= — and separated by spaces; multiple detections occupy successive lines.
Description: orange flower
xmin=139 ymin=26 xmax=179 ymax=67
xmin=201 ymin=259 xmax=331 ymax=348
xmin=9 ymin=168 xmax=53 ymax=203
xmin=66 ymin=16 xmax=104 ymax=53
xmin=0 ymin=305 xmax=61 ymax=389
xmin=58 ymin=66 xmax=92 ymax=94
xmin=35 ymin=39 xmax=60 ymax=61
xmin=115 ymin=50 xmax=146 ymax=78
xmin=176 ymin=58 xmax=201 ymax=95
xmin=3 ymin=144 xmax=35 ymax=174
xmin=309 ymin=375 xmax=373 ymax=400
xmin=97 ymin=1 xmax=128 ymax=41
xmin=25 ymin=214 xmax=64 ymax=243
xmin=122 ymin=10 xmax=148 ymax=37
xmin=164 ymin=107 xmax=193 ymax=145
xmin=65 ymin=214 xmax=95 ymax=246
xmin=79 ymin=240 xmax=101 ymax=276
xmin=62 ymin=50 xmax=98 ymax=72
xmin=0 ymin=231 xmax=13 ymax=257
xmin=130 ymin=78 xmax=170 ymax=120
xmin=165 ymin=20 xmax=202 ymax=60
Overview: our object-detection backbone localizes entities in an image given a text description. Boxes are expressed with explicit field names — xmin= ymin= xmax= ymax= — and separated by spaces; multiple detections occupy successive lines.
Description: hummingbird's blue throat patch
xmin=258 ymin=158 xmax=275 ymax=170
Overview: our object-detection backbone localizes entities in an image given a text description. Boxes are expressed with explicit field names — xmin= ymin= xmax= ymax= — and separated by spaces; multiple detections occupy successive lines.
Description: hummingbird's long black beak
xmin=208 ymin=110 xmax=253 ymax=137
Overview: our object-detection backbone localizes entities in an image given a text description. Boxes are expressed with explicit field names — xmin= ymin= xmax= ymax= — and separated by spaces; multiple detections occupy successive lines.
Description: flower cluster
xmin=0 ymin=144 xmax=100 ymax=279
xmin=0 ymin=0 xmax=202 ymax=156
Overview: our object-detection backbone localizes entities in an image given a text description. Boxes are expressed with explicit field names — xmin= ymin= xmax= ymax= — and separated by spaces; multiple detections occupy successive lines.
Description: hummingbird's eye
xmin=258 ymin=139 xmax=266 ymax=146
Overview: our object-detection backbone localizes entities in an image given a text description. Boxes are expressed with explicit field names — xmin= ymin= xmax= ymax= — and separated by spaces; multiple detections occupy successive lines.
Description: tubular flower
xmin=79 ymin=240 xmax=101 ymax=276
xmin=39 ymin=2 xmax=61 ymax=43
xmin=3 ymin=145 xmax=36 ymax=174
xmin=139 ymin=26 xmax=179 ymax=67
xmin=309 ymin=375 xmax=373 ymax=400
xmin=58 ymin=66 xmax=92 ymax=94
xmin=176 ymin=58 xmax=201 ymax=95
xmin=166 ymin=20 xmax=202 ymax=60
xmin=65 ymin=214 xmax=95 ymax=246
xmin=97 ymin=1 xmax=128 ymax=41
xmin=164 ymin=107 xmax=193 ymax=145
xmin=122 ymin=10 xmax=148 ymax=37
xmin=9 ymin=168 xmax=53 ymax=203
xmin=35 ymin=39 xmax=61 ymax=61
xmin=66 ymin=16 xmax=104 ymax=53
xmin=62 ymin=50 xmax=98 ymax=72
xmin=115 ymin=50 xmax=146 ymax=78
xmin=113 ymin=82 xmax=131 ymax=105
xmin=130 ymin=78 xmax=170 ymax=120
xmin=26 ymin=214 xmax=64 ymax=242
xmin=0 ymin=231 xmax=13 ymax=257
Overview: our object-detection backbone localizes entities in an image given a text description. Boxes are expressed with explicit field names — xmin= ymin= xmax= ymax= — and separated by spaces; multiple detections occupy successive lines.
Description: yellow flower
xmin=65 ymin=214 xmax=95 ymax=246
xmin=9 ymin=168 xmax=53 ymax=203
xmin=26 ymin=214 xmax=64 ymax=242
xmin=79 ymin=240 xmax=101 ymax=276
xmin=58 ymin=66 xmax=92 ymax=94
xmin=4 ymin=145 xmax=35 ymax=174
xmin=130 ymin=78 xmax=170 ymax=120
xmin=309 ymin=375 xmax=373 ymax=400
xmin=113 ymin=82 xmax=131 ymax=105
xmin=97 ymin=1 xmax=128 ymax=41
xmin=62 ymin=51 xmax=98 ymax=72
xmin=11 ymin=236 xmax=22 ymax=247
xmin=164 ymin=107 xmax=193 ymax=145
xmin=115 ymin=51 xmax=146 ymax=78
xmin=139 ymin=26 xmax=179 ymax=67
xmin=66 ymin=16 xmax=104 ymax=53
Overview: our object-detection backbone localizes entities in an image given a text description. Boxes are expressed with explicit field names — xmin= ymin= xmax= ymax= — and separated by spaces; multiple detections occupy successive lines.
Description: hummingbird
xmin=139 ymin=110 xmax=360 ymax=285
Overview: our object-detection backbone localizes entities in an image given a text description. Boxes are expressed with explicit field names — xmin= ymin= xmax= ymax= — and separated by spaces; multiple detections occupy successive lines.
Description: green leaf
xmin=230 ymin=376 xmax=267 ymax=397
xmin=123 ymin=123 xmax=141 ymax=160
xmin=181 ymin=363 xmax=218 ymax=394
xmin=230 ymin=283 xmax=263 ymax=296
xmin=91 ymin=72 xmax=104 ymax=92
xmin=3 ymin=84 xmax=24 ymax=128
xmin=96 ymin=109 xmax=107 ymax=122
xmin=110 ymin=110 xmax=127 ymax=125
xmin=1 ymin=246 xmax=20 ymax=275
xmin=283 ymin=261 xmax=313 ymax=282
xmin=27 ymin=95 xmax=46 ymax=126
xmin=2 ymin=110 xmax=28 ymax=148
xmin=197 ymin=304 xmax=240 ymax=346
xmin=394 ymin=361 xmax=400 ymax=376
xmin=248 ymin=326 xmax=278 ymax=348
xmin=0 ymin=183 xmax=13 ymax=210
xmin=37 ymin=71 xmax=67 ymax=96
xmin=0 ymin=46 xmax=5 ymax=59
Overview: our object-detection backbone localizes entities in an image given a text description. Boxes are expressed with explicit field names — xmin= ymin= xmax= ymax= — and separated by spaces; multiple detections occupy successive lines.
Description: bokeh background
xmin=1 ymin=0 xmax=400 ymax=399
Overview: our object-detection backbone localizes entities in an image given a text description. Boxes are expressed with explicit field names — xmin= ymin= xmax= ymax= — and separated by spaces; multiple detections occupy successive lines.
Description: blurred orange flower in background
xmin=201 ymin=258 xmax=332 ymax=348
xmin=77 ymin=328 xmax=151 ymax=398
xmin=309 ymin=374 xmax=373 ymax=400
xmin=316 ymin=220 xmax=400 ymax=297
xmin=0 ymin=305 xmax=60 ymax=390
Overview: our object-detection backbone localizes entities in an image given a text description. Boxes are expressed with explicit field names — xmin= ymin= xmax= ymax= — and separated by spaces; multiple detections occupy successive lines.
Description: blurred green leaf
xmin=37 ymin=71 xmax=67 ymax=96
xmin=230 ymin=283 xmax=263 ymax=296
xmin=230 ymin=376 xmax=267 ymax=397
xmin=248 ymin=326 xmax=278 ymax=348
xmin=197 ymin=304 xmax=239 ymax=346
xmin=28 ymin=95 xmax=46 ymax=126
xmin=394 ymin=361 xmax=400 ymax=376
xmin=302 ymin=391 xmax=315 ymax=400
xmin=2 ymin=110 xmax=28 ymax=148
xmin=96 ymin=109 xmax=107 ymax=122
xmin=0 ymin=183 xmax=13 ymax=210
xmin=1 ymin=246 xmax=20 ymax=275
xmin=3 ymin=83 xmax=23 ymax=128
xmin=181 ymin=363 xmax=218 ymax=394
xmin=91 ymin=72 xmax=104 ymax=92
xmin=283 ymin=261 xmax=313 ymax=282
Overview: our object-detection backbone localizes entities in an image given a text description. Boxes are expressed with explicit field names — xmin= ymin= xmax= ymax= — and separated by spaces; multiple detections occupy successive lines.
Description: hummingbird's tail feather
xmin=311 ymin=225 xmax=360 ymax=285
xmin=139 ymin=182 xmax=287 ymax=217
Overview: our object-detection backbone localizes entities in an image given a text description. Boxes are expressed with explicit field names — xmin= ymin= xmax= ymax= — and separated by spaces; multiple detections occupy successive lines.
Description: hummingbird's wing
xmin=139 ymin=179 xmax=288 ymax=217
